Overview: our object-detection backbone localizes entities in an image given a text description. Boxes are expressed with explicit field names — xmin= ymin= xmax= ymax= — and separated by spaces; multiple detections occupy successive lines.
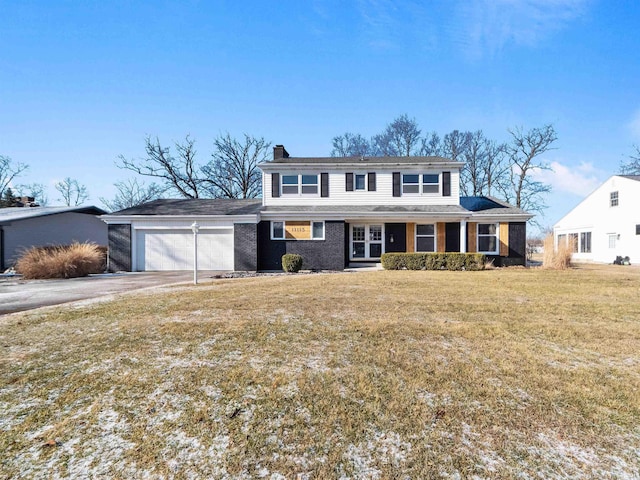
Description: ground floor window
xmin=271 ymin=221 xmax=325 ymax=240
xmin=351 ymin=224 xmax=383 ymax=260
xmin=580 ymin=232 xmax=592 ymax=253
xmin=415 ymin=224 xmax=436 ymax=252
xmin=569 ymin=233 xmax=579 ymax=253
xmin=477 ymin=223 xmax=498 ymax=254
xmin=608 ymin=234 xmax=617 ymax=249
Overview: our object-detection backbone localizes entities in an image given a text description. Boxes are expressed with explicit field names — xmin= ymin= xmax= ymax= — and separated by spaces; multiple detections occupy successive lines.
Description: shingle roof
xmin=263 ymin=156 xmax=461 ymax=165
xmin=460 ymin=196 xmax=530 ymax=215
xmin=261 ymin=204 xmax=468 ymax=214
xmin=110 ymin=198 xmax=263 ymax=216
xmin=0 ymin=206 xmax=106 ymax=224
xmin=620 ymin=175 xmax=640 ymax=182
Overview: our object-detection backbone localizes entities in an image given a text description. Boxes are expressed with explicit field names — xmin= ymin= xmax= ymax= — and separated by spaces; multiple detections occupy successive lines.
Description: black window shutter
xmin=346 ymin=173 xmax=354 ymax=191
xmin=392 ymin=172 xmax=401 ymax=197
xmin=443 ymin=171 xmax=451 ymax=197
xmin=321 ymin=173 xmax=329 ymax=197
xmin=368 ymin=172 xmax=376 ymax=192
xmin=272 ymin=173 xmax=280 ymax=197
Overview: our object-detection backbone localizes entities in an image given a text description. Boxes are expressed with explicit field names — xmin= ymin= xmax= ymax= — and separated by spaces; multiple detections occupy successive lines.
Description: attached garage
xmin=135 ymin=228 xmax=234 ymax=271
xmin=102 ymin=198 xmax=263 ymax=272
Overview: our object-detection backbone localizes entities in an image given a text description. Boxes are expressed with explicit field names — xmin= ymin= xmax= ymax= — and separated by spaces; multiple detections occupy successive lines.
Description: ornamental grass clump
xmin=15 ymin=242 xmax=105 ymax=279
xmin=542 ymin=234 xmax=573 ymax=270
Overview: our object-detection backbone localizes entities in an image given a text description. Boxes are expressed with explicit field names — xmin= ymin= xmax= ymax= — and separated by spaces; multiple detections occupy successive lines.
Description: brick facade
xmin=234 ymin=223 xmax=258 ymax=271
xmin=107 ymin=224 xmax=131 ymax=272
xmin=257 ymin=220 xmax=346 ymax=271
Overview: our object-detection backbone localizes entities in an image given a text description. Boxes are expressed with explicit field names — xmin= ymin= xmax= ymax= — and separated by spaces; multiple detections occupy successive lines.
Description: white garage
xmin=135 ymin=228 xmax=234 ymax=271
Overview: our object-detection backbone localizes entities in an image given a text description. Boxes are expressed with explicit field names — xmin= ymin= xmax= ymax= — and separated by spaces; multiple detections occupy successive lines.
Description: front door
xmin=350 ymin=224 xmax=384 ymax=260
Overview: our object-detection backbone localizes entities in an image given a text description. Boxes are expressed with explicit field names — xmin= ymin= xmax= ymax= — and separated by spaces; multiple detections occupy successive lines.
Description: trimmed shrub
xmin=15 ymin=242 xmax=106 ymax=279
xmin=282 ymin=253 xmax=303 ymax=273
xmin=381 ymin=252 xmax=486 ymax=271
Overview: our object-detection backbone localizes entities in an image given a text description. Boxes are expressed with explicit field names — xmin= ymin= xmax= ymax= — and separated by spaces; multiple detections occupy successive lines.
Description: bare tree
xmin=118 ymin=135 xmax=202 ymax=198
xmin=0 ymin=155 xmax=28 ymax=199
xmin=372 ymin=114 xmax=422 ymax=156
xmin=17 ymin=183 xmax=49 ymax=206
xmin=331 ymin=133 xmax=372 ymax=157
xmin=100 ymin=178 xmax=165 ymax=212
xmin=502 ymin=124 xmax=557 ymax=214
xmin=201 ymin=133 xmax=270 ymax=199
xmin=459 ymin=131 xmax=508 ymax=197
xmin=55 ymin=177 xmax=89 ymax=206
xmin=419 ymin=132 xmax=443 ymax=156
xmin=620 ymin=145 xmax=640 ymax=175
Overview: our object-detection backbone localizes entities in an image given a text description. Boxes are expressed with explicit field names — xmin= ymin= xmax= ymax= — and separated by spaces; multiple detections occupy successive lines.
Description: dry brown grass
xmin=1 ymin=266 xmax=639 ymax=478
xmin=543 ymin=234 xmax=574 ymax=269
xmin=15 ymin=242 xmax=105 ymax=279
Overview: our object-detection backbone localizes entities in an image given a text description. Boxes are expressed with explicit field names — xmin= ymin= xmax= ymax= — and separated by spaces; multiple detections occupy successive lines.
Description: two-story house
xmin=103 ymin=145 xmax=531 ymax=271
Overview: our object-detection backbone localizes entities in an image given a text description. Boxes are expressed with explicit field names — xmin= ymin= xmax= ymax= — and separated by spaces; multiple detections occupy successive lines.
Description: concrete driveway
xmin=0 ymin=271 xmax=222 ymax=315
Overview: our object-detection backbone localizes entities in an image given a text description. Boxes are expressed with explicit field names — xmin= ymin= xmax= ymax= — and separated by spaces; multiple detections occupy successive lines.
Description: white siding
xmin=263 ymin=169 xmax=460 ymax=206
xmin=554 ymin=176 xmax=640 ymax=263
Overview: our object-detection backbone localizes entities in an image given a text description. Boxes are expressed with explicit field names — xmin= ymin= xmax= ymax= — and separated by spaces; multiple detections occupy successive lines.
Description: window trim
xmin=415 ymin=223 xmax=437 ymax=252
xmin=280 ymin=173 xmax=320 ymax=197
xmin=477 ymin=222 xmax=499 ymax=255
xmin=610 ymin=191 xmax=619 ymax=207
xmin=270 ymin=220 xmax=325 ymax=241
xmin=401 ymin=172 xmax=441 ymax=196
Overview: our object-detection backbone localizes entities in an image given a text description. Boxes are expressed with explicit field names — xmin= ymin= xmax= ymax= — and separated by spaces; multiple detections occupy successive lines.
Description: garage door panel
xmin=136 ymin=229 xmax=234 ymax=271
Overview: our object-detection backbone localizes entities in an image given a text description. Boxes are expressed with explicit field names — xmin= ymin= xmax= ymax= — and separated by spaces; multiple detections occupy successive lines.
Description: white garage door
xmin=136 ymin=229 xmax=234 ymax=271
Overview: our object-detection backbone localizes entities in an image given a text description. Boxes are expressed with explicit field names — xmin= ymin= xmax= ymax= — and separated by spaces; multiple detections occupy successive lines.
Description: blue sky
xmin=1 ymin=0 xmax=639 ymax=231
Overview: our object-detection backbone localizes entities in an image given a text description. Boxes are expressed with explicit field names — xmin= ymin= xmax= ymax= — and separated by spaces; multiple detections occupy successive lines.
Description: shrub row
xmin=381 ymin=252 xmax=486 ymax=271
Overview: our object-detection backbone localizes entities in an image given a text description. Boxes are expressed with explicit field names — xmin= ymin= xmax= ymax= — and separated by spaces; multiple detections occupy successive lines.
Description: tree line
xmin=2 ymin=119 xmax=639 ymax=213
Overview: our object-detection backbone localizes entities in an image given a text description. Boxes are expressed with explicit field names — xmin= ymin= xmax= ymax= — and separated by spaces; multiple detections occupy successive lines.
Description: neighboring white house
xmin=554 ymin=175 xmax=640 ymax=263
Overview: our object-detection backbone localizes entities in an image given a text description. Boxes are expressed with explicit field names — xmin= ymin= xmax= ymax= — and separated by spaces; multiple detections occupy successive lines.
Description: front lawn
xmin=1 ymin=266 xmax=639 ymax=478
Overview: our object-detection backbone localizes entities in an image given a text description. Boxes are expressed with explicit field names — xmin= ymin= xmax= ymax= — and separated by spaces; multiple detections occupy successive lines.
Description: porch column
xmin=460 ymin=220 xmax=467 ymax=253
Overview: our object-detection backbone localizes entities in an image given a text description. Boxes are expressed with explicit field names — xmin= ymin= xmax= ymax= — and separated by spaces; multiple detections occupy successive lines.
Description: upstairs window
xmin=355 ymin=174 xmax=366 ymax=191
xmin=281 ymin=174 xmax=318 ymax=196
xmin=402 ymin=173 xmax=440 ymax=195
xmin=610 ymin=191 xmax=619 ymax=207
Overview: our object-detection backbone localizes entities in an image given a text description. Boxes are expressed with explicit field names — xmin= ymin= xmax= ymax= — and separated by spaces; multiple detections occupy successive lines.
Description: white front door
xmin=350 ymin=224 xmax=384 ymax=260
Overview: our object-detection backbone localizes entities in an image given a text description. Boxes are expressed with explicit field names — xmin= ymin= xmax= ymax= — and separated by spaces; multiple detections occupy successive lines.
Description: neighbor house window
xmin=355 ymin=174 xmax=366 ymax=191
xmin=580 ymin=232 xmax=592 ymax=253
xmin=402 ymin=173 xmax=440 ymax=195
xmin=477 ymin=223 xmax=498 ymax=254
xmin=568 ymin=233 xmax=579 ymax=253
xmin=281 ymin=174 xmax=318 ymax=196
xmin=415 ymin=224 xmax=436 ymax=252
xmin=610 ymin=191 xmax=619 ymax=207
xmin=271 ymin=221 xmax=325 ymax=240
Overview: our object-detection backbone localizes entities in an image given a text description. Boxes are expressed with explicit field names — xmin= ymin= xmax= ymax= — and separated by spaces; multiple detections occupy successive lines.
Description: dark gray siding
xmin=258 ymin=220 xmax=346 ymax=271
xmin=108 ymin=224 xmax=131 ymax=272
xmin=487 ymin=222 xmax=527 ymax=267
xmin=234 ymin=223 xmax=258 ymax=271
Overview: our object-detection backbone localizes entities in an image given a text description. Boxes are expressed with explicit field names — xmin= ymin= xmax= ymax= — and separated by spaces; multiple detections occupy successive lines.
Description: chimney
xmin=273 ymin=145 xmax=289 ymax=160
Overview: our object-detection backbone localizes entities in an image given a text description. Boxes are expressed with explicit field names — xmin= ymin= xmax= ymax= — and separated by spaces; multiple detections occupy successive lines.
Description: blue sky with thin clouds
xmin=1 ymin=0 xmax=639 ymax=230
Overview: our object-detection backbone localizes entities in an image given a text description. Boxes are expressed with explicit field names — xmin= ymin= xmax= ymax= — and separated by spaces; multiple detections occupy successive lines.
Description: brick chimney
xmin=273 ymin=145 xmax=289 ymax=160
